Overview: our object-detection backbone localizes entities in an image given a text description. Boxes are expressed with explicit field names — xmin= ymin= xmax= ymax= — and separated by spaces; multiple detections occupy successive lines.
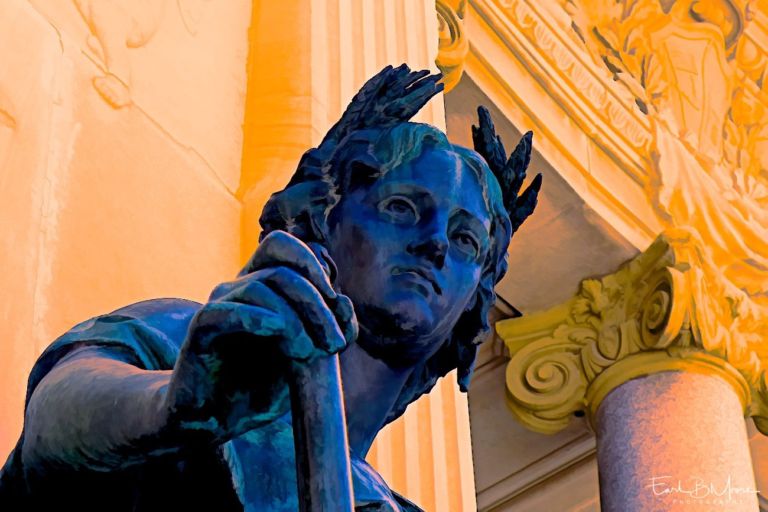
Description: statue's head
xmin=259 ymin=65 xmax=540 ymax=423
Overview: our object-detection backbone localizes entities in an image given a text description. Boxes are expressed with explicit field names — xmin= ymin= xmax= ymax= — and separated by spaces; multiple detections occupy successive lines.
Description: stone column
xmin=596 ymin=361 xmax=757 ymax=511
xmin=499 ymin=229 xmax=767 ymax=511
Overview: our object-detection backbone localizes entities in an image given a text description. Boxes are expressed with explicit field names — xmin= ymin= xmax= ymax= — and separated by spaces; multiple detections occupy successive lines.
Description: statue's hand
xmin=165 ymin=230 xmax=357 ymax=444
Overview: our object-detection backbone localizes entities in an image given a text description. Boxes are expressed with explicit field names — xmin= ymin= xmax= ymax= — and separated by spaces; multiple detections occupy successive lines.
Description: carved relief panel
xmin=26 ymin=0 xmax=248 ymax=190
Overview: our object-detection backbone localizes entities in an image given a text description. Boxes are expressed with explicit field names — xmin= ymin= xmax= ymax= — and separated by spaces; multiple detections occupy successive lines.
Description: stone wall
xmin=0 ymin=0 xmax=250 ymax=455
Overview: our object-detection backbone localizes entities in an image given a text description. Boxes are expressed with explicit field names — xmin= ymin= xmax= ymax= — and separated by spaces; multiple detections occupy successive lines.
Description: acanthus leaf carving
xmin=502 ymin=227 xmax=768 ymax=436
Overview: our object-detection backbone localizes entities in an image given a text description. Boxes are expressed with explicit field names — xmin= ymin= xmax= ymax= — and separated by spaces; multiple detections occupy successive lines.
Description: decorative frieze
xmin=496 ymin=0 xmax=653 ymax=153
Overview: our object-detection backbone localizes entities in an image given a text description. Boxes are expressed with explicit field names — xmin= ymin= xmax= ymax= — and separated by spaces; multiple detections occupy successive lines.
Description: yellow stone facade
xmin=484 ymin=0 xmax=768 ymax=510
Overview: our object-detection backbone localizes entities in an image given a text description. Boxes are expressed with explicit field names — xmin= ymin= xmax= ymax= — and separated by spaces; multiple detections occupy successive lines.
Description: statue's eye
xmin=452 ymin=231 xmax=480 ymax=258
xmin=379 ymin=196 xmax=419 ymax=224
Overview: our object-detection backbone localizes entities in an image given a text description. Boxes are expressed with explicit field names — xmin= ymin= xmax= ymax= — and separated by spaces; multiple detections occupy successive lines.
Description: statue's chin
xmin=353 ymin=303 xmax=447 ymax=368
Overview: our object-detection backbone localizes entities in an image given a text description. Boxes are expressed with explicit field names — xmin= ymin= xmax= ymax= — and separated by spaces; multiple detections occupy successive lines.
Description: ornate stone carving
xmin=562 ymin=0 xmax=768 ymax=210
xmin=503 ymin=0 xmax=652 ymax=150
xmin=500 ymin=227 xmax=768 ymax=435
xmin=73 ymin=0 xmax=166 ymax=108
xmin=436 ymin=0 xmax=469 ymax=93
xmin=72 ymin=0 xmax=211 ymax=109
xmin=474 ymin=0 xmax=768 ymax=241
xmin=496 ymin=0 xmax=768 ymax=437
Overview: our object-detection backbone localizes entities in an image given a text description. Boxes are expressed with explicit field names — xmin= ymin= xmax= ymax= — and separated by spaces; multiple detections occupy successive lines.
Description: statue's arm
xmin=19 ymin=230 xmax=356 ymax=478
xmin=21 ymin=344 xmax=177 ymax=473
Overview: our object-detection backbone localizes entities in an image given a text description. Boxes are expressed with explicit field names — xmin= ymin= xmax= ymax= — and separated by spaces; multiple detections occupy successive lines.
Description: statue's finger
xmin=331 ymin=294 xmax=358 ymax=345
xmin=208 ymin=280 xmax=237 ymax=301
xmin=191 ymin=301 xmax=316 ymax=360
xmin=304 ymin=241 xmax=357 ymax=345
xmin=257 ymin=267 xmax=347 ymax=354
xmin=224 ymin=281 xmax=322 ymax=360
xmin=239 ymin=230 xmax=337 ymax=302
xmin=306 ymin=242 xmax=338 ymax=286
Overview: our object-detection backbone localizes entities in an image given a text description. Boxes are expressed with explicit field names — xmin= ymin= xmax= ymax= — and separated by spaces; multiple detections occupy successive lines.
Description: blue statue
xmin=0 ymin=65 xmax=540 ymax=511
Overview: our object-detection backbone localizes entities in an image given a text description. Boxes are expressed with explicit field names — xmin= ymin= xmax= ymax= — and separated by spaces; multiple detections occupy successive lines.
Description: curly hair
xmin=259 ymin=122 xmax=512 ymax=424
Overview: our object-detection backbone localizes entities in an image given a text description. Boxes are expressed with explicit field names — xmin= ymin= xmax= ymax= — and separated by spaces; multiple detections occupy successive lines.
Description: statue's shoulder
xmin=104 ymin=298 xmax=202 ymax=351
xmin=26 ymin=298 xmax=201 ymax=404
xmin=60 ymin=297 xmax=201 ymax=364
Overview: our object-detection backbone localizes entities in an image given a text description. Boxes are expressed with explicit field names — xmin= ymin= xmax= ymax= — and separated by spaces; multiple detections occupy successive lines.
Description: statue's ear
xmin=259 ymin=179 xmax=334 ymax=244
xmin=344 ymin=156 xmax=381 ymax=192
xmin=472 ymin=106 xmax=542 ymax=234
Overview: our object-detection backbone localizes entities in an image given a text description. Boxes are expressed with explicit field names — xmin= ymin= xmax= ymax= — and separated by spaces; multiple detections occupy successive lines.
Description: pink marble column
xmin=595 ymin=371 xmax=760 ymax=511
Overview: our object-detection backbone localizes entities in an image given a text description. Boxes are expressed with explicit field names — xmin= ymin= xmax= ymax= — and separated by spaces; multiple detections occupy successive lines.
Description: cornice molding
xmin=470 ymin=0 xmax=652 ymax=178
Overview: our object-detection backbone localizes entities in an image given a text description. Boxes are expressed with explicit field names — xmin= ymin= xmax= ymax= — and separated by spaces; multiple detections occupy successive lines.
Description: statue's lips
xmin=391 ymin=267 xmax=442 ymax=295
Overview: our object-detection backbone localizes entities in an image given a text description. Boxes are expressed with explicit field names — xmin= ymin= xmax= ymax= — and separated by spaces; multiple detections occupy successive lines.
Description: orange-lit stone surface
xmin=7 ymin=0 xmax=768 ymax=509
xmin=0 ymin=0 xmax=244 ymax=458
xmin=26 ymin=0 xmax=252 ymax=189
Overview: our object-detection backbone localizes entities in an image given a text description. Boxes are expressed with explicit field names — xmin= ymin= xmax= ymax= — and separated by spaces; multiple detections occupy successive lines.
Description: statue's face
xmin=326 ymin=146 xmax=492 ymax=365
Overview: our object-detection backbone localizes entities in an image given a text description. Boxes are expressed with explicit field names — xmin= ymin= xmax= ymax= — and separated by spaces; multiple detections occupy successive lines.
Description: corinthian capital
xmin=500 ymin=227 xmax=768 ymax=435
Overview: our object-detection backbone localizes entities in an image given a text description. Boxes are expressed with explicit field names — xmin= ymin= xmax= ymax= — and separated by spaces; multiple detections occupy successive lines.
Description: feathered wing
xmin=321 ymin=64 xmax=444 ymax=146
xmin=284 ymin=64 xmax=442 ymax=189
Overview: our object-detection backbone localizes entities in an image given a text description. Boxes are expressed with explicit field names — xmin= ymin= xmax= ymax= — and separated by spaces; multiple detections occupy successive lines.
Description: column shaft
xmin=596 ymin=371 xmax=759 ymax=511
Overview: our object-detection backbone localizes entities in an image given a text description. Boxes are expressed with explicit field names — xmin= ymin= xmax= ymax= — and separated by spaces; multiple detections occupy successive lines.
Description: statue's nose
xmin=406 ymin=230 xmax=448 ymax=269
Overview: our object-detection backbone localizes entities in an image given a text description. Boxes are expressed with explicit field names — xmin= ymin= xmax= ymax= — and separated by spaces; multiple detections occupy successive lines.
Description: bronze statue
xmin=0 ymin=65 xmax=540 ymax=511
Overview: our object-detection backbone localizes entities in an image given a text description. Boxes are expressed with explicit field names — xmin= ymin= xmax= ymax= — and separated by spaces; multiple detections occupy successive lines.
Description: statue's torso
xmin=227 ymin=420 xmax=408 ymax=511
xmin=0 ymin=299 xmax=418 ymax=511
